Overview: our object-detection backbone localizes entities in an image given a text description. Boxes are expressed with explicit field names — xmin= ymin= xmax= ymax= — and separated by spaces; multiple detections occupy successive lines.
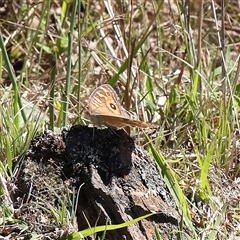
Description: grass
xmin=0 ymin=0 xmax=240 ymax=239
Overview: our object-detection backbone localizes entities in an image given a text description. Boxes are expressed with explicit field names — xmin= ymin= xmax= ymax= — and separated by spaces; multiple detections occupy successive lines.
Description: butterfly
xmin=87 ymin=84 xmax=157 ymax=128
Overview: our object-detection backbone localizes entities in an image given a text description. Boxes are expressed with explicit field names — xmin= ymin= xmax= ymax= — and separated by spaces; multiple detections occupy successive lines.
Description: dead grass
xmin=0 ymin=0 xmax=240 ymax=239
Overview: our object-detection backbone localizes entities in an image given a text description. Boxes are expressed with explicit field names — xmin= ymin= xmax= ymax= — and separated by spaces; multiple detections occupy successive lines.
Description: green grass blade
xmin=5 ymin=135 xmax=12 ymax=177
xmin=0 ymin=31 xmax=26 ymax=123
xmin=62 ymin=0 xmax=78 ymax=125
xmin=154 ymin=222 xmax=162 ymax=240
xmin=145 ymin=134 xmax=197 ymax=237
xmin=61 ymin=213 xmax=154 ymax=239
xmin=49 ymin=63 xmax=57 ymax=130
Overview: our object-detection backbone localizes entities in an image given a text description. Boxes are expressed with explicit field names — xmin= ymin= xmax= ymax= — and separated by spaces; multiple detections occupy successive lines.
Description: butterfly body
xmin=87 ymin=84 xmax=156 ymax=128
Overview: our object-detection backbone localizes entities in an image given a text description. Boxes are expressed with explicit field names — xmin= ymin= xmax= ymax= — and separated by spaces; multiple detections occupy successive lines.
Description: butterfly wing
xmin=98 ymin=115 xmax=157 ymax=128
xmin=88 ymin=84 xmax=128 ymax=117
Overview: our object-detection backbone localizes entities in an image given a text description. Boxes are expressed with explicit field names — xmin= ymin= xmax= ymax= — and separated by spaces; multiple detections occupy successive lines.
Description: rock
xmin=14 ymin=125 xmax=180 ymax=239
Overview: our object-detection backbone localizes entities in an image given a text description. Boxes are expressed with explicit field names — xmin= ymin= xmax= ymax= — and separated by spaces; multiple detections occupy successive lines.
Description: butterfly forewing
xmin=88 ymin=84 xmax=127 ymax=117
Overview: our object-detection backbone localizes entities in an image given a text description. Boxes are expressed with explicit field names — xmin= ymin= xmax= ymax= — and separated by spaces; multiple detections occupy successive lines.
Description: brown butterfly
xmin=87 ymin=84 xmax=157 ymax=128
